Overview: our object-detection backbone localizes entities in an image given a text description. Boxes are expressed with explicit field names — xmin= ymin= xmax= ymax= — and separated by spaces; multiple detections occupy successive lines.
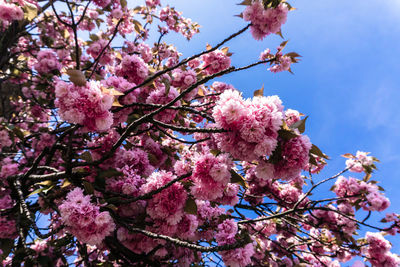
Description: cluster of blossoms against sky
xmin=0 ymin=0 xmax=399 ymax=266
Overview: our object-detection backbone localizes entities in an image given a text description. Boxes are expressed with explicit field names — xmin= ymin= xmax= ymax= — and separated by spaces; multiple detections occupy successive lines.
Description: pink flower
xmin=212 ymin=89 xmax=283 ymax=161
xmin=191 ymin=152 xmax=233 ymax=201
xmin=274 ymin=135 xmax=312 ymax=180
xmin=0 ymin=130 xmax=12 ymax=149
xmin=54 ymin=80 xmax=114 ymax=132
xmin=116 ymin=55 xmax=149 ymax=85
xmin=0 ymin=216 xmax=17 ymax=239
xmin=201 ymin=50 xmax=231 ymax=75
xmin=30 ymin=240 xmax=48 ymax=254
xmin=33 ymin=50 xmax=61 ymax=74
xmin=59 ymin=188 xmax=115 ymax=246
xmin=0 ymin=2 xmax=24 ymax=24
xmin=146 ymin=85 xmax=180 ymax=122
xmin=243 ymin=2 xmax=288 ymax=41
xmin=87 ymin=39 xmax=113 ymax=65
xmin=285 ymin=109 xmax=301 ymax=126
xmin=220 ymin=243 xmax=255 ymax=267
xmin=346 ymin=151 xmax=374 ymax=173
xmin=141 ymin=171 xmax=188 ymax=225
xmin=215 ymin=219 xmax=238 ymax=245
xmin=93 ymin=0 xmax=111 ymax=8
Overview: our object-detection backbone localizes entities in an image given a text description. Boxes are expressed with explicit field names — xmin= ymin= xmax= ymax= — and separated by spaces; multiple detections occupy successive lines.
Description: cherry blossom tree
xmin=0 ymin=0 xmax=399 ymax=266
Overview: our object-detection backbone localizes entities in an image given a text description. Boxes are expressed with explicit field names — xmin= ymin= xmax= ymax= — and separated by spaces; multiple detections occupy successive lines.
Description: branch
xmin=121 ymin=222 xmax=248 ymax=252
xmin=152 ymin=119 xmax=225 ymax=133
xmin=122 ymin=24 xmax=251 ymax=96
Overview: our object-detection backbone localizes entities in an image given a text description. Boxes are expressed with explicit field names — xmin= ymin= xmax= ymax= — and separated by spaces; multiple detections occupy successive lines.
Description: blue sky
xmin=160 ymin=0 xmax=400 ymax=254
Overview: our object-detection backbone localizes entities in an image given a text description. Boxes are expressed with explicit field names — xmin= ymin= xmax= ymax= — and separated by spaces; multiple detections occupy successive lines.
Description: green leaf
xmin=12 ymin=127 xmax=25 ymax=140
xmin=279 ymin=40 xmax=289 ymax=49
xmin=123 ymin=140 xmax=134 ymax=150
xmin=79 ymin=151 xmax=93 ymax=163
xmin=342 ymin=153 xmax=355 ymax=159
xmin=37 ymin=255 xmax=52 ymax=267
xmin=127 ymin=113 xmax=141 ymax=124
xmin=290 ymin=116 xmax=308 ymax=134
xmin=363 ymin=173 xmax=371 ymax=182
xmin=253 ymin=84 xmax=264 ymax=97
xmin=83 ymin=181 xmax=94 ymax=195
xmin=27 ymin=187 xmax=47 ymax=197
xmin=309 ymin=154 xmax=318 ymax=166
xmin=230 ymin=170 xmax=248 ymax=188
xmin=237 ymin=0 xmax=252 ymax=5
xmin=89 ymin=34 xmax=99 ymax=41
xmin=148 ymin=153 xmax=158 ymax=165
xmin=310 ymin=144 xmax=329 ymax=159
xmin=285 ymin=52 xmax=301 ymax=58
xmin=184 ymin=197 xmax=198 ymax=215
xmin=162 ymin=78 xmax=171 ymax=96
xmin=95 ymin=175 xmax=106 ymax=190
xmin=0 ymin=239 xmax=14 ymax=259
xmin=132 ymin=19 xmax=144 ymax=34
xmin=120 ymin=0 xmax=127 ymax=8
xmin=210 ymin=149 xmax=221 ymax=156
xmin=98 ymin=169 xmax=123 ymax=179
xmin=278 ymin=129 xmax=298 ymax=141
xmin=23 ymin=3 xmax=37 ymax=21
xmin=42 ymin=185 xmax=54 ymax=194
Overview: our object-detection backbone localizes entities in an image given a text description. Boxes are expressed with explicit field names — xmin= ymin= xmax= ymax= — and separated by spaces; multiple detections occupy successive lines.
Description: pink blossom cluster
xmin=274 ymin=135 xmax=312 ymax=180
xmin=159 ymin=6 xmax=183 ymax=33
xmin=159 ymin=6 xmax=199 ymax=39
xmin=115 ymin=55 xmax=149 ymax=85
xmin=107 ymin=166 xmax=145 ymax=197
xmin=59 ymin=188 xmax=115 ymax=246
xmin=285 ymin=108 xmax=301 ymax=126
xmin=141 ymin=171 xmax=188 ymax=225
xmin=247 ymin=162 xmax=308 ymax=207
xmin=216 ymin=220 xmax=254 ymax=267
xmin=33 ymin=50 xmax=62 ymax=74
xmin=0 ymin=158 xmax=19 ymax=181
xmin=55 ymin=80 xmax=114 ymax=132
xmin=0 ymin=130 xmax=12 ymax=149
xmin=93 ymin=0 xmax=111 ymax=8
xmin=87 ymin=39 xmax=113 ymax=65
xmin=260 ymin=48 xmax=292 ymax=73
xmin=114 ymin=147 xmax=154 ymax=177
xmin=0 ymin=191 xmax=13 ymax=210
xmin=171 ymin=69 xmax=197 ymax=89
xmin=124 ymin=41 xmax=152 ymax=63
xmin=140 ymin=135 xmax=169 ymax=169
xmin=102 ymin=76 xmax=137 ymax=124
xmin=243 ymin=1 xmax=289 ymax=40
xmin=0 ymin=190 xmax=17 ymax=239
xmin=334 ymin=176 xmax=390 ymax=212
xmin=269 ymin=55 xmax=291 ymax=73
xmin=145 ymin=0 xmax=160 ymax=8
xmin=246 ymin=164 xmax=280 ymax=205
xmin=0 ymin=217 xmax=17 ymax=239
xmin=189 ymin=82 xmax=237 ymax=124
xmin=0 ymin=1 xmax=23 ymax=27
xmin=212 ymin=89 xmax=283 ymax=161
xmin=201 ymin=50 xmax=231 ymax=75
xmin=307 ymin=205 xmax=358 ymax=236
xmin=346 ymin=151 xmax=374 ymax=173
xmin=30 ymin=239 xmax=48 ymax=254
xmin=89 ymin=129 xmax=120 ymax=162
xmin=191 ymin=151 xmax=233 ymax=201
xmin=106 ymin=166 xmax=147 ymax=218
xmin=146 ymin=85 xmax=180 ymax=122
xmin=362 ymin=232 xmax=400 ymax=267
